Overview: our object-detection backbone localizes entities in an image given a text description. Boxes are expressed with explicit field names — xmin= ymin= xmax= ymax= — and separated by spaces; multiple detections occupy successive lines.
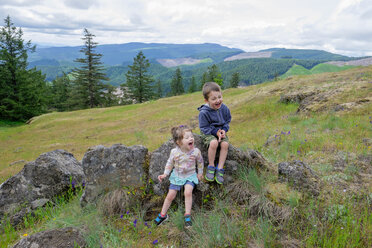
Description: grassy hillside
xmin=1 ymin=66 xmax=371 ymax=247
xmin=281 ymin=63 xmax=356 ymax=78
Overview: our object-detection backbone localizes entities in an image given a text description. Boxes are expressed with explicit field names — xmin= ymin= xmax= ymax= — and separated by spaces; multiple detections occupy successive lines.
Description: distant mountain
xmin=224 ymin=48 xmax=367 ymax=61
xmin=27 ymin=43 xmax=369 ymax=91
xmin=29 ymin=42 xmax=243 ymax=66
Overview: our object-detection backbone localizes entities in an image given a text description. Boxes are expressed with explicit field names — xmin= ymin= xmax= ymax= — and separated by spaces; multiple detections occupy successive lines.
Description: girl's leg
xmin=184 ymin=184 xmax=194 ymax=215
xmin=218 ymin=141 xmax=229 ymax=169
xmin=160 ymin=189 xmax=178 ymax=215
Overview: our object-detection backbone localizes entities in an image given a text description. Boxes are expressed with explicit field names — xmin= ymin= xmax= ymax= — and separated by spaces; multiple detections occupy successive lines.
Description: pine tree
xmin=171 ymin=67 xmax=184 ymax=96
xmin=200 ymin=72 xmax=208 ymax=90
xmin=155 ymin=79 xmax=163 ymax=99
xmin=0 ymin=16 xmax=48 ymax=121
xmin=50 ymin=72 xmax=72 ymax=111
xmin=125 ymin=51 xmax=153 ymax=103
xmin=188 ymin=75 xmax=197 ymax=93
xmin=71 ymin=28 xmax=109 ymax=108
xmin=207 ymin=64 xmax=224 ymax=88
xmin=230 ymin=72 xmax=240 ymax=88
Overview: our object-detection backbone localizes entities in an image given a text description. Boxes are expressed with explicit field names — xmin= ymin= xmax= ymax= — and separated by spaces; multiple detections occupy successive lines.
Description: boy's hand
xmin=158 ymin=174 xmax=167 ymax=182
xmin=217 ymin=129 xmax=226 ymax=142
xmin=197 ymin=174 xmax=203 ymax=181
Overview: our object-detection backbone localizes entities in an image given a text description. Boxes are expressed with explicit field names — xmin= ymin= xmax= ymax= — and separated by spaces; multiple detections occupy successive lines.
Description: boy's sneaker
xmin=154 ymin=213 xmax=168 ymax=226
xmin=205 ymin=166 xmax=216 ymax=181
xmin=215 ymin=168 xmax=225 ymax=184
xmin=184 ymin=214 xmax=192 ymax=228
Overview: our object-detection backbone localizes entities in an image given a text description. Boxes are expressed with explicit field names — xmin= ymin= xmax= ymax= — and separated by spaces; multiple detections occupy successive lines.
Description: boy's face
xmin=205 ymin=90 xmax=223 ymax=110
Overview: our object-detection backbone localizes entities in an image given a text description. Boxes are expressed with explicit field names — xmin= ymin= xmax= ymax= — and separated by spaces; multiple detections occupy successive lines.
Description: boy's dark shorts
xmin=200 ymin=133 xmax=229 ymax=147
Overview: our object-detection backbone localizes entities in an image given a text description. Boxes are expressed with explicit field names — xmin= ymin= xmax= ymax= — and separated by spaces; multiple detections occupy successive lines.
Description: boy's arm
xmin=199 ymin=112 xmax=219 ymax=136
xmin=222 ymin=106 xmax=232 ymax=133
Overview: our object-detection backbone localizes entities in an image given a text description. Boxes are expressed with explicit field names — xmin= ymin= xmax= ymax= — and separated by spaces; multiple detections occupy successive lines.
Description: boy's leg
xmin=215 ymin=141 xmax=229 ymax=184
xmin=217 ymin=141 xmax=229 ymax=170
xmin=208 ymin=139 xmax=219 ymax=166
xmin=184 ymin=183 xmax=194 ymax=215
xmin=205 ymin=139 xmax=219 ymax=181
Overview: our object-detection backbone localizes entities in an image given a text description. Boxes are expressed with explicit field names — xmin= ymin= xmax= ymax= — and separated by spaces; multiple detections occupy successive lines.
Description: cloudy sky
xmin=1 ymin=0 xmax=371 ymax=56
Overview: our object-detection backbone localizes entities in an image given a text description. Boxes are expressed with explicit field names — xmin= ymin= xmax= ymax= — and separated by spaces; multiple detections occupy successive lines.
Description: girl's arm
xmin=196 ymin=149 xmax=204 ymax=177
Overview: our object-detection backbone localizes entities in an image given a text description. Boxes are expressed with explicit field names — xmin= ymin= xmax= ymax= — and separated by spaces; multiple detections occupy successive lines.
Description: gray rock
xmin=12 ymin=227 xmax=86 ymax=248
xmin=80 ymin=144 xmax=148 ymax=207
xmin=278 ymin=160 xmax=320 ymax=196
xmin=0 ymin=150 xmax=84 ymax=227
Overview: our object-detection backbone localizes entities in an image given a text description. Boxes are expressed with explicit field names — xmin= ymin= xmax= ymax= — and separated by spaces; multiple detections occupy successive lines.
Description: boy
xmin=198 ymin=82 xmax=231 ymax=184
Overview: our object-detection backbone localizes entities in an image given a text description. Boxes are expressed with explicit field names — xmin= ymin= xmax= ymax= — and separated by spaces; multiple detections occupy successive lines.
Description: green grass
xmin=281 ymin=63 xmax=356 ymax=79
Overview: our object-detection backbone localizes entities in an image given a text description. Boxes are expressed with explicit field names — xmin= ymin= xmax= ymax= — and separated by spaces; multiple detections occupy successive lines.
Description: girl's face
xmin=177 ymin=131 xmax=194 ymax=152
xmin=205 ymin=90 xmax=223 ymax=110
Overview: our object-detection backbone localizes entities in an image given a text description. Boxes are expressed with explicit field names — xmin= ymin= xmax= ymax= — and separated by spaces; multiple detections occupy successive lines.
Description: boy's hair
xmin=171 ymin=125 xmax=192 ymax=145
xmin=202 ymin=82 xmax=221 ymax=100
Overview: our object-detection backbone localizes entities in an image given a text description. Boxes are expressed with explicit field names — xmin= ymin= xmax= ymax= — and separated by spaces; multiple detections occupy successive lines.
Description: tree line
xmin=0 ymin=16 xmax=240 ymax=122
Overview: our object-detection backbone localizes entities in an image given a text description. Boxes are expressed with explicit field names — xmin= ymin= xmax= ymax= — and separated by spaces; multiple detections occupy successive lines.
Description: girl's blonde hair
xmin=171 ymin=125 xmax=192 ymax=145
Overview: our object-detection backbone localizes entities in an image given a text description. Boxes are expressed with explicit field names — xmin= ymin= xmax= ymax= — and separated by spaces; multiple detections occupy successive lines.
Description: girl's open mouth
xmin=188 ymin=141 xmax=194 ymax=148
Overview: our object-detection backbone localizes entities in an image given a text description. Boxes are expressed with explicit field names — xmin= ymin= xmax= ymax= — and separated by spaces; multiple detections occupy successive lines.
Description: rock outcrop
xmin=0 ymin=150 xmax=84 ymax=227
xmin=80 ymin=144 xmax=148 ymax=207
xmin=12 ymin=227 xmax=86 ymax=248
xmin=278 ymin=160 xmax=320 ymax=196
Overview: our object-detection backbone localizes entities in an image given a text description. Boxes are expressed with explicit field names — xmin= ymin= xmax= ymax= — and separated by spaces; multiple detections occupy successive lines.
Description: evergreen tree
xmin=207 ymin=64 xmax=224 ymax=88
xmin=71 ymin=28 xmax=109 ymax=108
xmin=103 ymin=84 xmax=119 ymax=107
xmin=50 ymin=72 xmax=72 ymax=111
xmin=230 ymin=72 xmax=240 ymax=88
xmin=207 ymin=64 xmax=220 ymax=82
xmin=155 ymin=79 xmax=163 ymax=99
xmin=170 ymin=67 xmax=184 ymax=95
xmin=188 ymin=75 xmax=197 ymax=93
xmin=200 ymin=72 xmax=208 ymax=90
xmin=0 ymin=16 xmax=48 ymax=121
xmin=125 ymin=51 xmax=153 ymax=103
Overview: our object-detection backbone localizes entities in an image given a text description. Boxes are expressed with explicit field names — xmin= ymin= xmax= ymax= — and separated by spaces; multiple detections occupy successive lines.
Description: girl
xmin=154 ymin=125 xmax=204 ymax=228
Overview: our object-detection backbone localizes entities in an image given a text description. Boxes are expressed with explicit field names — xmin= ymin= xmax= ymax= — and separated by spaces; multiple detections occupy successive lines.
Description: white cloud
xmin=0 ymin=0 xmax=371 ymax=56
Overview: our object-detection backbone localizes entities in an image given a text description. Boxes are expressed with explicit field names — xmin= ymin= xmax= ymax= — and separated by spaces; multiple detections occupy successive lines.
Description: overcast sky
xmin=1 ymin=0 xmax=371 ymax=56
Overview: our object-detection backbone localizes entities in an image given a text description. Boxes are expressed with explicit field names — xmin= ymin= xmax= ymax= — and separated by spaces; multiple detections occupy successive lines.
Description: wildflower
xmin=120 ymin=214 xmax=124 ymax=219
xmin=297 ymin=150 xmax=301 ymax=154
xmin=126 ymin=210 xmax=130 ymax=215
xmin=274 ymin=135 xmax=277 ymax=138
xmin=71 ymin=180 xmax=76 ymax=189
xmin=82 ymin=181 xmax=85 ymax=187
xmin=355 ymin=125 xmax=358 ymax=127
xmin=145 ymin=222 xmax=149 ymax=227
xmin=23 ymin=233 xmax=28 ymax=237
xmin=152 ymin=239 xmax=158 ymax=245
xmin=148 ymin=231 xmax=152 ymax=235
xmin=281 ymin=131 xmax=285 ymax=135
xmin=288 ymin=131 xmax=291 ymax=135
xmin=118 ymin=229 xmax=121 ymax=232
